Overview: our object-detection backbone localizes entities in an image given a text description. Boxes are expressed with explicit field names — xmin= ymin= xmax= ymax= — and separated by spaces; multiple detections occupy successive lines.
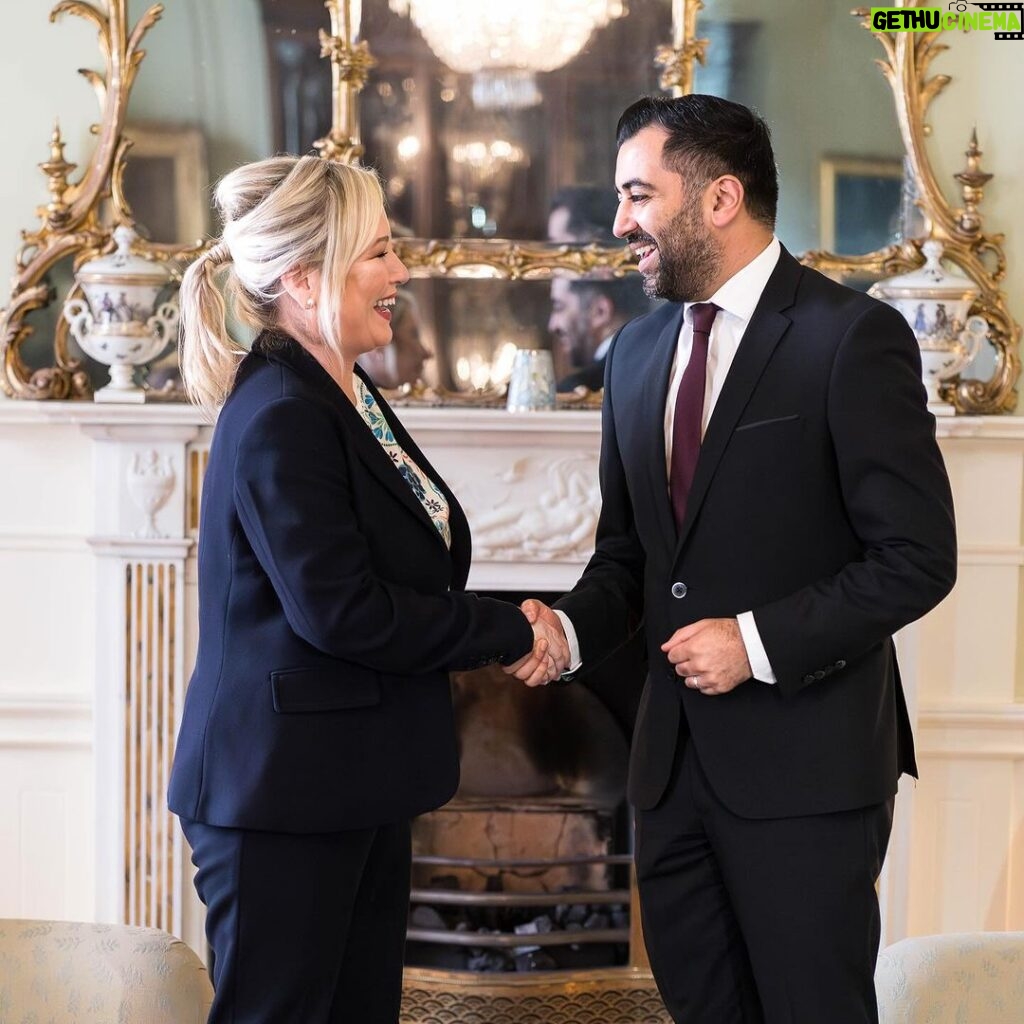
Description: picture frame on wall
xmin=121 ymin=122 xmax=209 ymax=244
xmin=819 ymin=154 xmax=903 ymax=257
xmin=118 ymin=123 xmax=209 ymax=398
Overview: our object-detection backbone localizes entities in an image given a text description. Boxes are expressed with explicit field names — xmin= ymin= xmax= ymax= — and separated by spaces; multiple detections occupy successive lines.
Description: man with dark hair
xmin=547 ymin=184 xmax=621 ymax=244
xmin=517 ymin=94 xmax=956 ymax=1022
xmin=549 ymin=276 xmax=650 ymax=392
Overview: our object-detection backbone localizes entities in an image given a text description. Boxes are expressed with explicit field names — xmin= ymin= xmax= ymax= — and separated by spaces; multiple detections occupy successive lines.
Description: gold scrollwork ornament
xmin=807 ymin=13 xmax=1020 ymax=414
xmin=0 ymin=0 xmax=169 ymax=400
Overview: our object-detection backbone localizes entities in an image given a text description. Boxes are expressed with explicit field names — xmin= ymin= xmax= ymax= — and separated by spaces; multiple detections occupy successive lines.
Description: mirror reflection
xmin=693 ymin=1 xmax=905 ymax=258
xmin=112 ymin=0 xmax=911 ymax=397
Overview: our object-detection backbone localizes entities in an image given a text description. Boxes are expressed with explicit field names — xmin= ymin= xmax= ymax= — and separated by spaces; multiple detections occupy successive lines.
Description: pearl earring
xmin=305 ymin=297 xmax=315 ymax=309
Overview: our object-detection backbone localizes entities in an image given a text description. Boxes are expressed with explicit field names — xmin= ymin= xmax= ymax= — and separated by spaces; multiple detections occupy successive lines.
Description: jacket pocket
xmin=270 ymin=666 xmax=381 ymax=713
xmin=734 ymin=413 xmax=801 ymax=433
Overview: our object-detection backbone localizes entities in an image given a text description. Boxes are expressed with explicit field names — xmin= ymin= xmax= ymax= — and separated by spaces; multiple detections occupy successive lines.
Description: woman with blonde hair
xmin=168 ymin=155 xmax=561 ymax=1023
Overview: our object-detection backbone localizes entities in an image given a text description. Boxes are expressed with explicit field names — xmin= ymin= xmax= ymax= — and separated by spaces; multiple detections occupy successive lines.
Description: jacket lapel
xmin=356 ymin=367 xmax=471 ymax=582
xmin=259 ymin=335 xmax=453 ymax=561
xmin=674 ymin=249 xmax=802 ymax=554
xmin=641 ymin=306 xmax=686 ymax=556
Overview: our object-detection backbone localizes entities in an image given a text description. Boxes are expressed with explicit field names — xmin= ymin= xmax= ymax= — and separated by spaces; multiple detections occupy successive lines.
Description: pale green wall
xmin=697 ymin=0 xmax=906 ymax=255
xmin=0 ymin=4 xmax=98 ymax=276
xmin=0 ymin=0 xmax=271 ymax=274
xmin=125 ymin=0 xmax=273 ymax=181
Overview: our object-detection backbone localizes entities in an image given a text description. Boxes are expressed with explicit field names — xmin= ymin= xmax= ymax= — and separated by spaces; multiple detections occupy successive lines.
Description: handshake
xmin=500 ymin=606 xmax=755 ymax=697
xmin=501 ymin=599 xmax=572 ymax=688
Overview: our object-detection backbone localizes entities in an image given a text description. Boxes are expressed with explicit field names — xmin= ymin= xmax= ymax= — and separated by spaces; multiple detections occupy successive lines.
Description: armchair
xmin=0 ymin=918 xmax=212 ymax=1023
xmin=875 ymin=931 xmax=1024 ymax=1023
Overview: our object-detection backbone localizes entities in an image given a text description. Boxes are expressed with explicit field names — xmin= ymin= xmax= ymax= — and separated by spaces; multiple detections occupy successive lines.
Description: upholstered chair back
xmin=875 ymin=931 xmax=1024 ymax=1023
xmin=0 ymin=918 xmax=213 ymax=1023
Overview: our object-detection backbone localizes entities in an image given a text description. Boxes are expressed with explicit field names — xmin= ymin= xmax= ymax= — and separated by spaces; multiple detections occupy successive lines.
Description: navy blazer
xmin=169 ymin=334 xmax=533 ymax=833
xmin=557 ymin=249 xmax=957 ymax=818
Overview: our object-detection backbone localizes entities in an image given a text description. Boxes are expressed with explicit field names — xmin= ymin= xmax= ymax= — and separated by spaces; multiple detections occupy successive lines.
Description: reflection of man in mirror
xmin=358 ymin=289 xmax=433 ymax=389
xmin=548 ymin=185 xmax=645 ymax=387
xmin=548 ymin=184 xmax=619 ymax=244
xmin=549 ymin=276 xmax=650 ymax=392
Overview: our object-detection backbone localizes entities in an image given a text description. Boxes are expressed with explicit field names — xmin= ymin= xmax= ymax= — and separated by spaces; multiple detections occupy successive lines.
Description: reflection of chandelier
xmin=389 ymin=1 xmax=627 ymax=106
xmin=451 ymin=139 xmax=527 ymax=180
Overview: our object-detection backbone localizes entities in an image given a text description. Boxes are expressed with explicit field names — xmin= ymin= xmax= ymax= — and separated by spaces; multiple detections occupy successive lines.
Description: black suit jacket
xmin=557 ymin=249 xmax=957 ymax=818
xmin=168 ymin=335 xmax=533 ymax=833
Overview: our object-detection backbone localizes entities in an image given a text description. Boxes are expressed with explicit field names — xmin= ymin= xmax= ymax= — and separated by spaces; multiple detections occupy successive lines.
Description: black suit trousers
xmin=635 ymin=738 xmax=893 ymax=1024
xmin=182 ymin=818 xmax=412 ymax=1024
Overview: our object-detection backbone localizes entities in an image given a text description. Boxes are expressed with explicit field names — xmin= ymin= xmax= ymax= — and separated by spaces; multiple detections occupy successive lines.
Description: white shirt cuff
xmin=736 ymin=611 xmax=776 ymax=684
xmin=553 ymin=610 xmax=582 ymax=674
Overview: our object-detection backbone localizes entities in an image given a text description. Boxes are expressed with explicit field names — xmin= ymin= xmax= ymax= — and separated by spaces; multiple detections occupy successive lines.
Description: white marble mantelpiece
xmin=0 ymin=399 xmax=1022 ymax=949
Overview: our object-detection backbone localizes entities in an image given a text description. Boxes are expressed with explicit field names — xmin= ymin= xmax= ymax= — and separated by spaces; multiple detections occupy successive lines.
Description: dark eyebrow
xmin=617 ymin=178 xmax=655 ymax=194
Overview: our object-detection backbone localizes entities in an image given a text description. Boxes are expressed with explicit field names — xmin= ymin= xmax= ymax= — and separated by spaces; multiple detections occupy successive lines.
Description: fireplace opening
xmin=405 ymin=590 xmax=647 ymax=973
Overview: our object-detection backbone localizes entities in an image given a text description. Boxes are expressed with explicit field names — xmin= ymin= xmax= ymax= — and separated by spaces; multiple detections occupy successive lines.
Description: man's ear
xmin=280 ymin=266 xmax=320 ymax=309
xmin=588 ymin=294 xmax=616 ymax=333
xmin=706 ymin=175 xmax=745 ymax=228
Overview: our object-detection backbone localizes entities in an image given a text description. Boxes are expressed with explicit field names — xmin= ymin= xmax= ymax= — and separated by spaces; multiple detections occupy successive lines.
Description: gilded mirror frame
xmin=0 ymin=0 xmax=1018 ymax=413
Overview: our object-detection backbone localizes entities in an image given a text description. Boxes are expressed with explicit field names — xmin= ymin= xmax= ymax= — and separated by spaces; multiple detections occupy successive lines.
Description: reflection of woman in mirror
xmin=168 ymin=154 xmax=555 ymax=1023
xmin=358 ymin=289 xmax=433 ymax=389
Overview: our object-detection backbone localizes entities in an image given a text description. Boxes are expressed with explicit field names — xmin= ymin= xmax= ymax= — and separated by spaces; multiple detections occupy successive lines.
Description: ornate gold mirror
xmin=0 ymin=0 xmax=1018 ymax=412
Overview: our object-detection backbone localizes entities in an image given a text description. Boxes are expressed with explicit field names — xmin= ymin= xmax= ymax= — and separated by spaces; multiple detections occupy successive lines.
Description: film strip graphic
xmin=971 ymin=1 xmax=1024 ymax=39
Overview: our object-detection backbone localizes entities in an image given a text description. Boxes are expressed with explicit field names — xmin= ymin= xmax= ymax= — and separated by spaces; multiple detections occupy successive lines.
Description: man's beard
xmin=636 ymin=200 xmax=723 ymax=303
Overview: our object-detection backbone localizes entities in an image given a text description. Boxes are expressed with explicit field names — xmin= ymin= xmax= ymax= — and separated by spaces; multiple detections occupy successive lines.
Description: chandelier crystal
xmin=388 ymin=0 xmax=627 ymax=75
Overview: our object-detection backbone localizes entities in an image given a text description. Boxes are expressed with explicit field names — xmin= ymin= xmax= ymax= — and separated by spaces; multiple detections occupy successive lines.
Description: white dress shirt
xmin=555 ymin=237 xmax=782 ymax=684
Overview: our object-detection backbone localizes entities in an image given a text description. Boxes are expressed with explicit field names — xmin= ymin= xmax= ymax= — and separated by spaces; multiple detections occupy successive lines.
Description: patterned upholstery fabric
xmin=0 ymin=918 xmax=213 ymax=1023
xmin=875 ymin=931 xmax=1024 ymax=1023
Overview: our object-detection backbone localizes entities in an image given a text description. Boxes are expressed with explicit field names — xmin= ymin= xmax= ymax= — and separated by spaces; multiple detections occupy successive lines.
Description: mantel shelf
xmin=1 ymin=398 xmax=1022 ymax=441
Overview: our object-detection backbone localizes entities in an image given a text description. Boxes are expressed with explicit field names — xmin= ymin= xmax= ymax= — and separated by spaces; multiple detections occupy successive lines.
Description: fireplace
xmin=406 ymin=645 xmax=632 ymax=974
xmin=396 ymin=578 xmax=667 ymax=1022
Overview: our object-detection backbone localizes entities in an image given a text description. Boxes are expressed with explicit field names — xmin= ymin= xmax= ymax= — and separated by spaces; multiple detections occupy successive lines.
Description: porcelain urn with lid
xmin=868 ymin=238 xmax=986 ymax=415
xmin=62 ymin=225 xmax=179 ymax=402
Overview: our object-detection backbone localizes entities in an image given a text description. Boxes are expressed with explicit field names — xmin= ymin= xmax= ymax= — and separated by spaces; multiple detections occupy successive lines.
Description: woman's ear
xmin=280 ymin=266 xmax=321 ymax=310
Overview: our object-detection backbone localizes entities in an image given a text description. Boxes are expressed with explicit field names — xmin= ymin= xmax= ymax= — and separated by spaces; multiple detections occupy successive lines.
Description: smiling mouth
xmin=373 ymin=295 xmax=396 ymax=320
xmin=630 ymin=237 xmax=658 ymax=272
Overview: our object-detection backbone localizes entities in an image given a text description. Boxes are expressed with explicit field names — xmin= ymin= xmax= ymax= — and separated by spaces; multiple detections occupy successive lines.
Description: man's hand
xmin=661 ymin=617 xmax=751 ymax=696
xmin=503 ymin=635 xmax=556 ymax=688
xmin=503 ymin=599 xmax=570 ymax=686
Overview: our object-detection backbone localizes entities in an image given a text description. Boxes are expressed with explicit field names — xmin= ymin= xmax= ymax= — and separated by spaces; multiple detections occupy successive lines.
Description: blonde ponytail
xmin=177 ymin=242 xmax=243 ymax=411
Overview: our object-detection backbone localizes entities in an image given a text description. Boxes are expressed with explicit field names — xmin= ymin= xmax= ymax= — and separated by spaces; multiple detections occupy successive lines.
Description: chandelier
xmin=389 ymin=0 xmax=627 ymax=106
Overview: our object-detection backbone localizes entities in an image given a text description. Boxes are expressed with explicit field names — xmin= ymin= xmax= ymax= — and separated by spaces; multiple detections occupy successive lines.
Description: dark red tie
xmin=670 ymin=302 xmax=719 ymax=530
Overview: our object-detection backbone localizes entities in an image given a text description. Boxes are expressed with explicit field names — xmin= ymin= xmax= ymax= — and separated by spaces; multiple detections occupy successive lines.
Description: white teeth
xmin=374 ymin=297 xmax=396 ymax=309
xmin=634 ymin=244 xmax=657 ymax=260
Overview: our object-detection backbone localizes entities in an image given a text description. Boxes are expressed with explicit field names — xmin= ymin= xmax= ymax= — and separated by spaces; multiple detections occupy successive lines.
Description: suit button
xmin=671 ymin=582 xmax=688 ymax=599
xmin=803 ymin=674 xmax=814 ymax=685
xmin=814 ymin=669 xmax=826 ymax=680
xmin=836 ymin=659 xmax=846 ymax=669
